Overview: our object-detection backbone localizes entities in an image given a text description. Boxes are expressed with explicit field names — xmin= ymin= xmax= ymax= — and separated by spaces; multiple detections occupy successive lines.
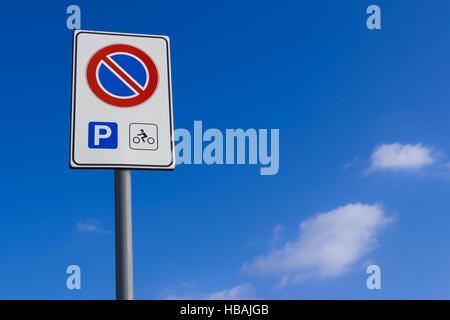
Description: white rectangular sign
xmin=70 ymin=30 xmax=175 ymax=170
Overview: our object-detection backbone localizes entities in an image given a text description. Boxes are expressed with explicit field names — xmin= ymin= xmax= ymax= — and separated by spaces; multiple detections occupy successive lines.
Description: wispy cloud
xmin=77 ymin=218 xmax=112 ymax=234
xmin=204 ymin=283 xmax=254 ymax=300
xmin=343 ymin=155 xmax=360 ymax=169
xmin=165 ymin=293 xmax=192 ymax=300
xmin=164 ymin=283 xmax=255 ymax=300
xmin=271 ymin=225 xmax=282 ymax=247
xmin=433 ymin=162 xmax=450 ymax=180
xmin=369 ymin=143 xmax=435 ymax=172
xmin=243 ymin=203 xmax=391 ymax=287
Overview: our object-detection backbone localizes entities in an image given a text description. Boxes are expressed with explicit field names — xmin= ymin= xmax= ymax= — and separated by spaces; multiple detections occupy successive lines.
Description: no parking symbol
xmin=86 ymin=44 xmax=159 ymax=107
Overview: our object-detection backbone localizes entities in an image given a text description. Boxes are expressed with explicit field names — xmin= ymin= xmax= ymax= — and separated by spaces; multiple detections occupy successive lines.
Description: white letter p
xmin=94 ymin=125 xmax=112 ymax=145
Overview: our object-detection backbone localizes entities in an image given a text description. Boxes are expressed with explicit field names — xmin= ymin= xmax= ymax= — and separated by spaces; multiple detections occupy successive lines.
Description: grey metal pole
xmin=114 ymin=169 xmax=134 ymax=300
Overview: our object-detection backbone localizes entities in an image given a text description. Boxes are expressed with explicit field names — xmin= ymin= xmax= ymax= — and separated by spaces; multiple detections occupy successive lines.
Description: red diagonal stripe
xmin=102 ymin=56 xmax=144 ymax=94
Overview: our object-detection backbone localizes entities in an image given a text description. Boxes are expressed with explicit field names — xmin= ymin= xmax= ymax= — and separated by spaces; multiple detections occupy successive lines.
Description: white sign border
xmin=69 ymin=30 xmax=175 ymax=170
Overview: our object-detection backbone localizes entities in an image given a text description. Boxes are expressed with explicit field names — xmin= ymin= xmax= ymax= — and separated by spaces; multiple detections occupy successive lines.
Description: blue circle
xmin=97 ymin=53 xmax=148 ymax=97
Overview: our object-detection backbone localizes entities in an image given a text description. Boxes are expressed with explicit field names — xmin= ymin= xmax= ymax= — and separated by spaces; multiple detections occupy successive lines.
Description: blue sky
xmin=0 ymin=0 xmax=449 ymax=299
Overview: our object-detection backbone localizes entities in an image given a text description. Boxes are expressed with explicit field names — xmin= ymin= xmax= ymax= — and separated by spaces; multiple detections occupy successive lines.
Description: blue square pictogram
xmin=88 ymin=122 xmax=118 ymax=149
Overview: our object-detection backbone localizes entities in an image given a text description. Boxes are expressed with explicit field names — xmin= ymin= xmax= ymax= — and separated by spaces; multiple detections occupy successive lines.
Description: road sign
xmin=70 ymin=30 xmax=175 ymax=170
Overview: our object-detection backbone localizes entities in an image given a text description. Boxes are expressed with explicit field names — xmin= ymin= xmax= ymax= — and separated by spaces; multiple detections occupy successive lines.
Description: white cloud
xmin=243 ymin=203 xmax=391 ymax=286
xmin=204 ymin=283 xmax=254 ymax=300
xmin=165 ymin=294 xmax=191 ymax=300
xmin=163 ymin=283 xmax=254 ymax=300
xmin=271 ymin=225 xmax=282 ymax=246
xmin=369 ymin=143 xmax=435 ymax=171
xmin=77 ymin=218 xmax=111 ymax=234
xmin=343 ymin=155 xmax=360 ymax=169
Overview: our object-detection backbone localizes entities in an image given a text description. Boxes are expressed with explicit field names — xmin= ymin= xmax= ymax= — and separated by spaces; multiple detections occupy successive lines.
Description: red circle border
xmin=86 ymin=44 xmax=158 ymax=107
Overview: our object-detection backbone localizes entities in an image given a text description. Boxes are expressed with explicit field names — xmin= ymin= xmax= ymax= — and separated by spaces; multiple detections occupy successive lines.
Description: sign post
xmin=114 ymin=169 xmax=133 ymax=300
xmin=70 ymin=30 xmax=175 ymax=299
